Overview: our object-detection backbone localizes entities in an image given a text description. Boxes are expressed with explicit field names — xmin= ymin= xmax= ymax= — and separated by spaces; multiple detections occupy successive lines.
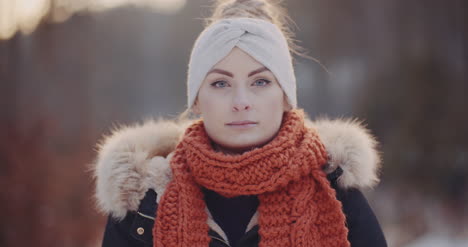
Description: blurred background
xmin=0 ymin=0 xmax=467 ymax=246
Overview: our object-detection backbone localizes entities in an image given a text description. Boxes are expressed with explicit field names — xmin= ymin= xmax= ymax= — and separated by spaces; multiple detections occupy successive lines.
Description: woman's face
xmin=193 ymin=47 xmax=290 ymax=153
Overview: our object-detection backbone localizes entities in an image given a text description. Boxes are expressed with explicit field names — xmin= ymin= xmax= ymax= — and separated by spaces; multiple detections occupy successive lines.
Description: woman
xmin=94 ymin=0 xmax=388 ymax=246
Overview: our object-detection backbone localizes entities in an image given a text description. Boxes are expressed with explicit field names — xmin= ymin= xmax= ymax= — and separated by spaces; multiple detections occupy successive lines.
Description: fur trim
xmin=93 ymin=119 xmax=189 ymax=220
xmin=307 ymin=118 xmax=382 ymax=189
xmin=93 ymin=116 xmax=381 ymax=218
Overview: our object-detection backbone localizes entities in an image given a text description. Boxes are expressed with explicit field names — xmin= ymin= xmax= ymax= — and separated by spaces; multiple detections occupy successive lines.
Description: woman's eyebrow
xmin=206 ymin=66 xmax=270 ymax=78
xmin=207 ymin=68 xmax=233 ymax=77
xmin=248 ymin=66 xmax=269 ymax=77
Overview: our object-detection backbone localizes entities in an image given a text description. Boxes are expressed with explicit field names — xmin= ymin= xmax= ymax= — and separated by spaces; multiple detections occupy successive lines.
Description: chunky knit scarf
xmin=153 ymin=109 xmax=350 ymax=247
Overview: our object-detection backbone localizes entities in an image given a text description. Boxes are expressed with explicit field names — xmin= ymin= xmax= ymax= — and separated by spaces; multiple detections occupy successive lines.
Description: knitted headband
xmin=187 ymin=17 xmax=297 ymax=108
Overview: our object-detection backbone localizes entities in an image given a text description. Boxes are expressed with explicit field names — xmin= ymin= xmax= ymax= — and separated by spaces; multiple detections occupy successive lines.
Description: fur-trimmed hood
xmin=93 ymin=116 xmax=381 ymax=220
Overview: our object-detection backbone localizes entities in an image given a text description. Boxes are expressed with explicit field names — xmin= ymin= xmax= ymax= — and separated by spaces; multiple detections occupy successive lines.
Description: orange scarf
xmin=153 ymin=109 xmax=350 ymax=246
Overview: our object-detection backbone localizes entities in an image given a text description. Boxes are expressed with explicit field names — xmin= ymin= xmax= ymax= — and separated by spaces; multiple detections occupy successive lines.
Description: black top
xmin=203 ymin=188 xmax=259 ymax=246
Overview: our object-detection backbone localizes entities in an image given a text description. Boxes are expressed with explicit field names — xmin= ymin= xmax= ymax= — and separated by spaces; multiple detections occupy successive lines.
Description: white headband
xmin=187 ymin=17 xmax=297 ymax=109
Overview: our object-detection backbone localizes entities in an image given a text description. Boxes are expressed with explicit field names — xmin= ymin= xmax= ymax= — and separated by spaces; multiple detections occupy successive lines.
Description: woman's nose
xmin=233 ymin=104 xmax=250 ymax=112
xmin=232 ymin=89 xmax=251 ymax=112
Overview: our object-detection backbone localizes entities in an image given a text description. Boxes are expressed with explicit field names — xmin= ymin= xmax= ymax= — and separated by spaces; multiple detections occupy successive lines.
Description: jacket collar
xmin=93 ymin=115 xmax=381 ymax=220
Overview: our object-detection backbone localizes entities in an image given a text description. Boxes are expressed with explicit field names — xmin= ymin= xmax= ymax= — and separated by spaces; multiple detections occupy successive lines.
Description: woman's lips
xmin=226 ymin=121 xmax=258 ymax=129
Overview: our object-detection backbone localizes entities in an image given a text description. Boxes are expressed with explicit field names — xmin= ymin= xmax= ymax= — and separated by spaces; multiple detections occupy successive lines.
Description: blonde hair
xmin=178 ymin=0 xmax=304 ymax=121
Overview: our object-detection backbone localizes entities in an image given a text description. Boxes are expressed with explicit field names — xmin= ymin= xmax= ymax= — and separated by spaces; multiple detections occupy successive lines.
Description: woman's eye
xmin=252 ymin=79 xmax=271 ymax=87
xmin=211 ymin=81 xmax=229 ymax=88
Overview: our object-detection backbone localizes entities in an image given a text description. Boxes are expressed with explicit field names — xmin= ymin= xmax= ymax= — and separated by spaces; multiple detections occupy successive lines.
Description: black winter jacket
xmin=101 ymin=168 xmax=387 ymax=247
xmin=94 ymin=117 xmax=388 ymax=247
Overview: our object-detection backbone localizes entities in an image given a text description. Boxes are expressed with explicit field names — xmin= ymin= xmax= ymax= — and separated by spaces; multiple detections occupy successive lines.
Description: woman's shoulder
xmin=93 ymin=116 xmax=382 ymax=219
